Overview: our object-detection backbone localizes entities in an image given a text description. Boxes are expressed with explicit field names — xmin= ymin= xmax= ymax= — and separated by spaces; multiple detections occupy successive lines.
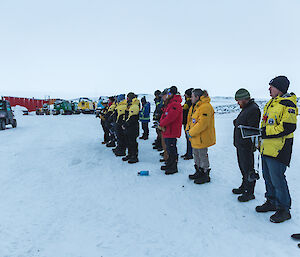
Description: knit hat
xmin=117 ymin=94 xmax=125 ymax=102
xmin=185 ymin=88 xmax=194 ymax=98
xmin=127 ymin=92 xmax=136 ymax=100
xmin=154 ymin=90 xmax=161 ymax=96
xmin=169 ymin=86 xmax=178 ymax=95
xmin=269 ymin=76 xmax=290 ymax=94
xmin=235 ymin=88 xmax=250 ymax=100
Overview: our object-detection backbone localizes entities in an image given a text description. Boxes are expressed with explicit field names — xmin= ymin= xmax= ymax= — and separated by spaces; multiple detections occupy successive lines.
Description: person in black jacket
xmin=153 ymin=90 xmax=164 ymax=151
xmin=181 ymin=88 xmax=194 ymax=160
xmin=233 ymin=88 xmax=261 ymax=202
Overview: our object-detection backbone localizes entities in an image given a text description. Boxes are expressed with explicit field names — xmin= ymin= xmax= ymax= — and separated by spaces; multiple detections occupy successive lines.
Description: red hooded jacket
xmin=159 ymin=94 xmax=183 ymax=138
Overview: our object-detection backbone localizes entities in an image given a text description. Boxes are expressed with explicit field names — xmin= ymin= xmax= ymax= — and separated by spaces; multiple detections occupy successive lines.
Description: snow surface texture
xmin=1 ymin=101 xmax=300 ymax=257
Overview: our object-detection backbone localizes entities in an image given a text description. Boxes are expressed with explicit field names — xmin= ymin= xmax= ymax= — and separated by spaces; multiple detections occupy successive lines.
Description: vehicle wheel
xmin=0 ymin=119 xmax=5 ymax=130
xmin=12 ymin=119 xmax=17 ymax=128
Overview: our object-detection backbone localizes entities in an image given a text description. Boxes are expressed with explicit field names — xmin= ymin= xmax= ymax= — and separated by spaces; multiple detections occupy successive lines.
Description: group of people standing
xmin=98 ymin=75 xmax=298 ymax=224
xmin=151 ymin=86 xmax=216 ymax=178
xmin=98 ymin=92 xmax=151 ymax=164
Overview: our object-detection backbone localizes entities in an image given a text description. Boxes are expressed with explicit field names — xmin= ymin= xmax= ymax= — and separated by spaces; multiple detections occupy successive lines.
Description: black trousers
xmin=116 ymin=124 xmax=126 ymax=149
xmin=101 ymin=119 xmax=110 ymax=142
xmin=141 ymin=122 xmax=149 ymax=136
xmin=165 ymin=138 xmax=178 ymax=158
xmin=236 ymin=147 xmax=256 ymax=194
xmin=126 ymin=133 xmax=138 ymax=157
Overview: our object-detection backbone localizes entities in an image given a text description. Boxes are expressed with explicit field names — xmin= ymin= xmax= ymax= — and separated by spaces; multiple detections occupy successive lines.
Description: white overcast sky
xmin=0 ymin=0 xmax=299 ymax=99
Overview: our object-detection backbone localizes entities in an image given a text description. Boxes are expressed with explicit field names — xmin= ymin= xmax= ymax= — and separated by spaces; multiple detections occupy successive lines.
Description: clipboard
xmin=238 ymin=125 xmax=261 ymax=139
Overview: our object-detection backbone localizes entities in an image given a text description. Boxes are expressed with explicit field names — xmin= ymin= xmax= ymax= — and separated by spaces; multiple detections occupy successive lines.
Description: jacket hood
xmin=200 ymin=95 xmax=211 ymax=104
xmin=281 ymin=93 xmax=297 ymax=104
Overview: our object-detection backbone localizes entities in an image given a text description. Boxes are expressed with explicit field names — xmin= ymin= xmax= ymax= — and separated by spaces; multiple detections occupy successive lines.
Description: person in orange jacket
xmin=186 ymin=89 xmax=216 ymax=184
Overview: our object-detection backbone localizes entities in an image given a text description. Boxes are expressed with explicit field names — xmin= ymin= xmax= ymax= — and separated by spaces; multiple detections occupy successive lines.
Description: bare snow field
xmin=0 ymin=109 xmax=299 ymax=257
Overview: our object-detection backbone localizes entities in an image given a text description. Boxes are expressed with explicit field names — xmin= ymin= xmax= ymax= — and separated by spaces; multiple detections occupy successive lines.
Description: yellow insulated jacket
xmin=260 ymin=93 xmax=298 ymax=166
xmin=186 ymin=96 xmax=216 ymax=149
xmin=116 ymin=99 xmax=128 ymax=124
xmin=126 ymin=98 xmax=140 ymax=120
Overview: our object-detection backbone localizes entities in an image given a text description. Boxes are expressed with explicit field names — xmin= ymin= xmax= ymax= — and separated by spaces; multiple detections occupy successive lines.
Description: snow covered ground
xmin=1 ymin=107 xmax=300 ymax=257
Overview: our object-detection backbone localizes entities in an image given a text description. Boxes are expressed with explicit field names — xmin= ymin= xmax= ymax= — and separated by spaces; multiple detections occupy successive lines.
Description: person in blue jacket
xmin=139 ymin=96 xmax=151 ymax=140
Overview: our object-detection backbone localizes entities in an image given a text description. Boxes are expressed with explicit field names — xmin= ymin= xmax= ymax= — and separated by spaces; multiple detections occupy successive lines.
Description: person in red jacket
xmin=159 ymin=86 xmax=183 ymax=175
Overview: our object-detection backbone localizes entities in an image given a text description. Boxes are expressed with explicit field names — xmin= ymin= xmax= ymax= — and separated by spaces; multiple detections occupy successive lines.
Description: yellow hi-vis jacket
xmin=116 ymin=99 xmax=127 ymax=124
xmin=126 ymin=98 xmax=140 ymax=121
xmin=260 ymin=93 xmax=298 ymax=166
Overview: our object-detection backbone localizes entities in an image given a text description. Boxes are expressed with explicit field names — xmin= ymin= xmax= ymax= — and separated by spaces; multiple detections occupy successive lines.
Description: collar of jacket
xmin=168 ymin=94 xmax=182 ymax=104
xmin=242 ymin=98 xmax=254 ymax=109
xmin=119 ymin=99 xmax=127 ymax=105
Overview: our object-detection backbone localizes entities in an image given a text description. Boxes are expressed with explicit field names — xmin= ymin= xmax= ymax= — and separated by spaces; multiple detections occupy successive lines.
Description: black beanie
xmin=154 ymin=90 xmax=161 ymax=96
xmin=269 ymin=76 xmax=290 ymax=94
xmin=169 ymin=86 xmax=178 ymax=95
xmin=185 ymin=88 xmax=194 ymax=98
xmin=127 ymin=92 xmax=136 ymax=100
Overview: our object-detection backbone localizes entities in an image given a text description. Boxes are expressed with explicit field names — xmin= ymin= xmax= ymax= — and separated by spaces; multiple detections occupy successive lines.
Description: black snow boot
xmin=238 ymin=193 xmax=255 ymax=202
xmin=106 ymin=141 xmax=116 ymax=147
xmin=161 ymin=158 xmax=170 ymax=170
xmin=165 ymin=156 xmax=178 ymax=175
xmin=122 ymin=155 xmax=131 ymax=161
xmin=255 ymin=200 xmax=277 ymax=213
xmin=270 ymin=210 xmax=291 ymax=223
xmin=183 ymin=155 xmax=193 ymax=160
xmin=128 ymin=155 xmax=139 ymax=164
xmin=291 ymin=234 xmax=300 ymax=240
xmin=114 ymin=148 xmax=126 ymax=157
xmin=194 ymin=168 xmax=211 ymax=184
xmin=159 ymin=158 xmax=166 ymax=162
xmin=189 ymin=165 xmax=202 ymax=180
xmin=232 ymin=186 xmax=246 ymax=195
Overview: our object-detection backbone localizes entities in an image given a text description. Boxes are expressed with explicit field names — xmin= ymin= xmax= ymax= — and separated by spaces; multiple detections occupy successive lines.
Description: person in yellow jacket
xmin=105 ymin=97 xmax=117 ymax=147
xmin=186 ymin=89 xmax=216 ymax=184
xmin=113 ymin=94 xmax=128 ymax=157
xmin=122 ymin=93 xmax=140 ymax=163
xmin=256 ymin=76 xmax=298 ymax=223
